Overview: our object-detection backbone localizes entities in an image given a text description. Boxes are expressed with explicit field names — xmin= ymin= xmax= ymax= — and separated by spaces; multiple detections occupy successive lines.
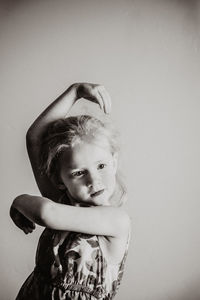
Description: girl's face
xmin=59 ymin=140 xmax=118 ymax=207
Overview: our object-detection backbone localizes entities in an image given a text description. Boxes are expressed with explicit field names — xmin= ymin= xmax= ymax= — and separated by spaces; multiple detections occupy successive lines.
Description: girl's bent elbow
xmin=13 ymin=194 xmax=29 ymax=209
xmin=26 ymin=128 xmax=39 ymax=147
xmin=26 ymin=129 xmax=33 ymax=143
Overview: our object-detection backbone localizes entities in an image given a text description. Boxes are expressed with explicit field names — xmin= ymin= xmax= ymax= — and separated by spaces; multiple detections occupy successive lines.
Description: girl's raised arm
xmin=26 ymin=83 xmax=111 ymax=201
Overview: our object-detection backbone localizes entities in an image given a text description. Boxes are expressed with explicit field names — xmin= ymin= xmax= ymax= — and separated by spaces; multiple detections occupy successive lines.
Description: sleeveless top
xmin=16 ymin=230 xmax=129 ymax=300
xmin=16 ymin=195 xmax=130 ymax=300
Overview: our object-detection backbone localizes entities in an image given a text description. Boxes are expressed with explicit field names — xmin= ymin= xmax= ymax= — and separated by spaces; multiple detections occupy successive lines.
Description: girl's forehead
xmin=59 ymin=140 xmax=113 ymax=169
xmin=73 ymin=135 xmax=111 ymax=152
xmin=77 ymin=134 xmax=109 ymax=146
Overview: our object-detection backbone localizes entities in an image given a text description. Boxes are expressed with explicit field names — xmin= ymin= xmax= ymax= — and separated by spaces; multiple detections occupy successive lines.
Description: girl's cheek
xmin=75 ymin=182 xmax=85 ymax=193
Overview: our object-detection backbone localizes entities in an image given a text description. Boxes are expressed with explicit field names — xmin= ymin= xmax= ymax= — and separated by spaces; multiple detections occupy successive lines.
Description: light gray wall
xmin=1 ymin=0 xmax=200 ymax=299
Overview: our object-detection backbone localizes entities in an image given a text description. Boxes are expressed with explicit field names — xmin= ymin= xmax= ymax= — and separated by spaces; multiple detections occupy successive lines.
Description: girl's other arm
xmin=12 ymin=194 xmax=130 ymax=237
xmin=26 ymin=83 xmax=111 ymax=201
xmin=26 ymin=85 xmax=77 ymax=201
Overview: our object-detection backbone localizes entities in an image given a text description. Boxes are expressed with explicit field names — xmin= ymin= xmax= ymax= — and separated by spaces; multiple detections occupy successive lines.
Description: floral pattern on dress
xmin=16 ymin=228 xmax=129 ymax=300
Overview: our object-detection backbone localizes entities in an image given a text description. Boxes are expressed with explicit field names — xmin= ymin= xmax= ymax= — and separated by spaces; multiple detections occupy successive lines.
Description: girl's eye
xmin=98 ymin=163 xmax=106 ymax=170
xmin=72 ymin=170 xmax=85 ymax=177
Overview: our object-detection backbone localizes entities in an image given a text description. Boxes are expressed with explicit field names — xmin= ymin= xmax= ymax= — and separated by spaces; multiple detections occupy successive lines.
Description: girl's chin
xmin=90 ymin=197 xmax=111 ymax=207
xmin=74 ymin=198 xmax=111 ymax=207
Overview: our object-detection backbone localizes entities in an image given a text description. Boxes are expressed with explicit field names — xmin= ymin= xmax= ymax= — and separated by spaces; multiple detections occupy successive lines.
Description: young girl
xmin=10 ymin=83 xmax=130 ymax=300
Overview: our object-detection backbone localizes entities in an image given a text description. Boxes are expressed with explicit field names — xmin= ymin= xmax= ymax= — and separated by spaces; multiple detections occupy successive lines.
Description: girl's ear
xmin=50 ymin=174 xmax=66 ymax=190
xmin=57 ymin=183 xmax=66 ymax=190
xmin=112 ymin=152 xmax=118 ymax=173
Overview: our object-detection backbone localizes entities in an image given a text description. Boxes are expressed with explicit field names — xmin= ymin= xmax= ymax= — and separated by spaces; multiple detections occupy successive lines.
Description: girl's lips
xmin=91 ymin=189 xmax=105 ymax=197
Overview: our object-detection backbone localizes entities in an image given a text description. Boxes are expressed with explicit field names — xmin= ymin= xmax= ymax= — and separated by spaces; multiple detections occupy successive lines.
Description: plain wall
xmin=1 ymin=0 xmax=200 ymax=299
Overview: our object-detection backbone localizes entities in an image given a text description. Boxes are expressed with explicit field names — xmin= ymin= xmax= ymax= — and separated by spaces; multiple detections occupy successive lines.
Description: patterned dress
xmin=16 ymin=226 xmax=129 ymax=300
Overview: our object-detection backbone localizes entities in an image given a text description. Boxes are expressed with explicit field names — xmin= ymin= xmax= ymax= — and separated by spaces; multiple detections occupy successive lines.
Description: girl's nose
xmin=86 ymin=172 xmax=101 ymax=188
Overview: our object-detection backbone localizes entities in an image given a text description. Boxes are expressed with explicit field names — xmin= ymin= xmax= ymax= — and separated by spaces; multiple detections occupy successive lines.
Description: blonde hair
xmin=41 ymin=115 xmax=126 ymax=206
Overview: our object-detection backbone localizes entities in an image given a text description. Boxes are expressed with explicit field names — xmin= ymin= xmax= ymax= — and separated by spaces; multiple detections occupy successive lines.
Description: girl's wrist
xmin=66 ymin=83 xmax=80 ymax=101
xmin=71 ymin=82 xmax=89 ymax=100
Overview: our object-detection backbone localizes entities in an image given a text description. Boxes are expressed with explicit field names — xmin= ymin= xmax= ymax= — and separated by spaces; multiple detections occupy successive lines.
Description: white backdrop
xmin=1 ymin=1 xmax=200 ymax=299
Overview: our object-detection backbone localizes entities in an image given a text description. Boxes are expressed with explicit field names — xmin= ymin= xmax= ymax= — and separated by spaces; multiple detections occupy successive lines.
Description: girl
xmin=10 ymin=83 xmax=130 ymax=300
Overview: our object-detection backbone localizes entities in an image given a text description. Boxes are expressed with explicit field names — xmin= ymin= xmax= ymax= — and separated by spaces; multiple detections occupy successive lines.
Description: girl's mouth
xmin=91 ymin=189 xmax=105 ymax=197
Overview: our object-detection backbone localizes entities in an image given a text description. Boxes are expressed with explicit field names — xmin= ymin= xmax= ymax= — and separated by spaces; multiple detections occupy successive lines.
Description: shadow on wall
xmin=173 ymin=279 xmax=200 ymax=300
xmin=1 ymin=0 xmax=200 ymax=20
xmin=177 ymin=0 xmax=200 ymax=23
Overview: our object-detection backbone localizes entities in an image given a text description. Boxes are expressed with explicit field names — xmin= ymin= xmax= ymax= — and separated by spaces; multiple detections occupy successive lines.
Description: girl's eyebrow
xmin=63 ymin=158 xmax=107 ymax=170
xmin=66 ymin=166 xmax=83 ymax=171
xmin=61 ymin=164 xmax=80 ymax=170
xmin=96 ymin=160 xmax=106 ymax=164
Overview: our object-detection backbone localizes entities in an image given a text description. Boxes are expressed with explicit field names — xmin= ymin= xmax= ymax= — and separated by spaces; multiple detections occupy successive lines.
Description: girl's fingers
xmin=94 ymin=89 xmax=104 ymax=111
xmin=101 ymin=88 xmax=112 ymax=114
xmin=23 ymin=228 xmax=29 ymax=234
xmin=23 ymin=226 xmax=35 ymax=234
xmin=28 ymin=222 xmax=36 ymax=229
xmin=27 ymin=226 xmax=35 ymax=232
xmin=82 ymin=83 xmax=111 ymax=114
xmin=97 ymin=86 xmax=111 ymax=114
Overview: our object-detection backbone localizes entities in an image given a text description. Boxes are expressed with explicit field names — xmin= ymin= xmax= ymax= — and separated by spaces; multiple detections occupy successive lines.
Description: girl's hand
xmin=10 ymin=206 xmax=36 ymax=234
xmin=76 ymin=83 xmax=111 ymax=114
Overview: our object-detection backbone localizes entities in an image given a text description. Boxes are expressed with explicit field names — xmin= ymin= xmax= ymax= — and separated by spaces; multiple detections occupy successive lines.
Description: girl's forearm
xmin=12 ymin=194 xmax=130 ymax=236
xmin=26 ymin=84 xmax=78 ymax=143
